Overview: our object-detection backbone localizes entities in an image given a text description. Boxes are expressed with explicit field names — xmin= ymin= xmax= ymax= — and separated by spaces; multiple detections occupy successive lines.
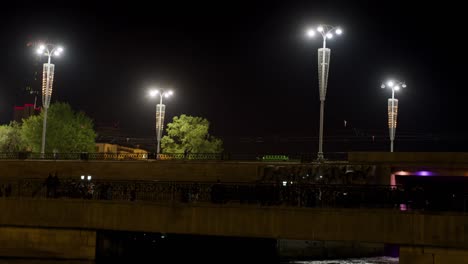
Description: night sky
xmin=0 ymin=1 xmax=466 ymax=153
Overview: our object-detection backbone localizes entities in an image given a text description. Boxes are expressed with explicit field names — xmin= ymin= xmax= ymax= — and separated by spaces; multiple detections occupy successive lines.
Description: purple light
xmin=399 ymin=204 xmax=407 ymax=211
xmin=415 ymin=170 xmax=434 ymax=176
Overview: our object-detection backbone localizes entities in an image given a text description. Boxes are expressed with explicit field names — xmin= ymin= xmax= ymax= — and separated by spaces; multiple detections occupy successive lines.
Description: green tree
xmin=21 ymin=102 xmax=96 ymax=152
xmin=0 ymin=122 xmax=25 ymax=152
xmin=161 ymin=114 xmax=223 ymax=153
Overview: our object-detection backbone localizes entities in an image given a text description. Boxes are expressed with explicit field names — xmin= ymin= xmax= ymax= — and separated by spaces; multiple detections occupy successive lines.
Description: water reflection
xmin=291 ymin=257 xmax=399 ymax=263
xmin=0 ymin=257 xmax=398 ymax=264
xmin=0 ymin=261 xmax=92 ymax=264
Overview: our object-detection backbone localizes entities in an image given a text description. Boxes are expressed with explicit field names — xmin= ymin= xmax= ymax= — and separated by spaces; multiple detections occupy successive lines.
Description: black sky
xmin=0 ymin=1 xmax=467 ymax=152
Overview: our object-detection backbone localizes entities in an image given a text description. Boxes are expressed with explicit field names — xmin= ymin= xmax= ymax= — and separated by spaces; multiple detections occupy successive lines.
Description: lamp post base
xmin=316 ymin=152 xmax=325 ymax=162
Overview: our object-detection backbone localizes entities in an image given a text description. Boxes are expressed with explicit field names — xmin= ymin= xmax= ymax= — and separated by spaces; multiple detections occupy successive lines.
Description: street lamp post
xmin=36 ymin=44 xmax=63 ymax=156
xmin=306 ymin=25 xmax=342 ymax=161
xmin=149 ymin=89 xmax=173 ymax=157
xmin=381 ymin=80 xmax=406 ymax=152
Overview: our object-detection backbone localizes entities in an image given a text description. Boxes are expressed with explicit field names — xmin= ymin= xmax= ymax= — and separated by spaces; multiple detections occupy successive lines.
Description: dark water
xmin=0 ymin=257 xmax=399 ymax=263
xmin=0 ymin=231 xmax=399 ymax=264
xmin=291 ymin=257 xmax=399 ymax=263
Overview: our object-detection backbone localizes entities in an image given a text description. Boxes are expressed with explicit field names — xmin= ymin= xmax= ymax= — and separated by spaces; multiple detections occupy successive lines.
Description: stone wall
xmin=1 ymin=199 xmax=468 ymax=249
xmin=0 ymin=226 xmax=95 ymax=260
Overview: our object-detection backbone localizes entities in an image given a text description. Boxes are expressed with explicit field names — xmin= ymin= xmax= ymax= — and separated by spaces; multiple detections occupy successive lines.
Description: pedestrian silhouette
xmin=52 ymin=173 xmax=60 ymax=198
xmin=45 ymin=173 xmax=54 ymax=198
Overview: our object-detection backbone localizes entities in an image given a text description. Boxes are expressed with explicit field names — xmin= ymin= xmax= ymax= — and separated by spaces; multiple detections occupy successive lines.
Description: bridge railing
xmin=1 ymin=178 xmax=467 ymax=212
xmin=0 ymin=152 xmax=348 ymax=162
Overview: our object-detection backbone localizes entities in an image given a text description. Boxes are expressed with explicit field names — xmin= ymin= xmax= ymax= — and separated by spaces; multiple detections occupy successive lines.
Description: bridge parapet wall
xmin=1 ymin=199 xmax=467 ymax=249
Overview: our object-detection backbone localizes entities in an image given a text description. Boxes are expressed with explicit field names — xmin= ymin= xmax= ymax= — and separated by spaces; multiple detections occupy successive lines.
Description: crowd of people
xmin=0 ymin=183 xmax=12 ymax=197
xmin=3 ymin=175 xmax=464 ymax=212
xmin=41 ymin=174 xmax=138 ymax=201
xmin=0 ymin=173 xmax=458 ymax=212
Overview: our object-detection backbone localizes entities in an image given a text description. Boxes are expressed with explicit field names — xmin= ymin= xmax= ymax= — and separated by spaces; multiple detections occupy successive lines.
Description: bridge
xmin=1 ymin=152 xmax=468 ymax=183
xmin=1 ymin=198 xmax=468 ymax=263
xmin=0 ymin=178 xmax=467 ymax=263
xmin=1 ymin=152 xmax=468 ymax=263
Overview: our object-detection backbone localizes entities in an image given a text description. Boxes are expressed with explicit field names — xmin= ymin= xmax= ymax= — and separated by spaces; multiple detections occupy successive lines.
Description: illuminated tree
xmin=0 ymin=122 xmax=25 ymax=152
xmin=21 ymin=102 xmax=96 ymax=152
xmin=161 ymin=114 xmax=223 ymax=153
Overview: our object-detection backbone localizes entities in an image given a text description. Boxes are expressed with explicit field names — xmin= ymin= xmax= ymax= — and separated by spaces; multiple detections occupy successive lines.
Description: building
xmin=95 ymin=143 xmax=148 ymax=160
xmin=13 ymin=104 xmax=41 ymax=123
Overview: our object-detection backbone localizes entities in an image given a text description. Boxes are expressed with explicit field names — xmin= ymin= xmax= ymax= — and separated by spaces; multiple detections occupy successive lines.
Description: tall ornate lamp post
xmin=305 ymin=24 xmax=343 ymax=161
xmin=381 ymin=80 xmax=407 ymax=152
xmin=149 ymin=88 xmax=174 ymax=156
xmin=36 ymin=43 xmax=63 ymax=155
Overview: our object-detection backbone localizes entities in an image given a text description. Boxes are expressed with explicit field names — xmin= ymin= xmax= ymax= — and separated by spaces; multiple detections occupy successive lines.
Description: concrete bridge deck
xmin=1 ymin=198 xmax=468 ymax=263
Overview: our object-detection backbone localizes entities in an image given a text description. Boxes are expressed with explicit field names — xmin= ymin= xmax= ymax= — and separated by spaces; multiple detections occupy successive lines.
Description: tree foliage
xmin=0 ymin=122 xmax=25 ymax=152
xmin=161 ymin=114 xmax=223 ymax=153
xmin=21 ymin=102 xmax=96 ymax=152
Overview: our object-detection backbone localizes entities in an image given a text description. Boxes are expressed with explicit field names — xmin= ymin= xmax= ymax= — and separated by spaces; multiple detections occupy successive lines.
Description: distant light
xmin=335 ymin=28 xmax=343 ymax=35
xmin=400 ymin=204 xmax=407 ymax=211
xmin=80 ymin=175 xmax=85 ymax=180
xmin=319 ymin=175 xmax=323 ymax=179
xmin=326 ymin=33 xmax=333 ymax=39
xmin=402 ymin=83 xmax=407 ymax=88
xmin=57 ymin=47 xmax=63 ymax=52
xmin=36 ymin=49 xmax=43 ymax=54
xmin=161 ymin=235 xmax=166 ymax=239
xmin=149 ymin=90 xmax=159 ymax=97
xmin=381 ymin=84 xmax=386 ymax=89
xmin=317 ymin=26 xmax=324 ymax=32
xmin=39 ymin=45 xmax=45 ymax=50
xmin=306 ymin=29 xmax=316 ymax=37
xmin=416 ymin=171 xmax=434 ymax=176
xmin=387 ymin=81 xmax=394 ymax=87
xmin=54 ymin=51 xmax=60 ymax=56
xmin=394 ymin=170 xmax=410 ymax=176
xmin=282 ymin=181 xmax=287 ymax=186
xmin=394 ymin=86 xmax=400 ymax=91
xmin=168 ymin=90 xmax=174 ymax=96
xmin=87 ymin=175 xmax=92 ymax=181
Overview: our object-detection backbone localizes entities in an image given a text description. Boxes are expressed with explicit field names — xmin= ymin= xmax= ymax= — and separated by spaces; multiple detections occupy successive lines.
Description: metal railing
xmin=0 ymin=152 xmax=349 ymax=162
xmin=1 ymin=178 xmax=467 ymax=212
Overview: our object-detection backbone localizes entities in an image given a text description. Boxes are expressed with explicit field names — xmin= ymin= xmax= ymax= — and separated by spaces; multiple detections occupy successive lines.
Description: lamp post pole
xmin=390 ymin=88 xmax=395 ymax=152
xmin=36 ymin=44 xmax=63 ymax=156
xmin=306 ymin=25 xmax=343 ymax=161
xmin=381 ymin=80 xmax=406 ymax=152
xmin=318 ymin=35 xmax=327 ymax=161
xmin=41 ymin=54 xmax=51 ymax=156
xmin=156 ymin=94 xmax=164 ymax=155
xmin=149 ymin=89 xmax=173 ymax=157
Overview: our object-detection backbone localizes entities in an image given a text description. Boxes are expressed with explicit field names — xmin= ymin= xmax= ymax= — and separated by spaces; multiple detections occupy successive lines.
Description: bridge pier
xmin=0 ymin=226 xmax=95 ymax=261
xmin=400 ymin=246 xmax=468 ymax=264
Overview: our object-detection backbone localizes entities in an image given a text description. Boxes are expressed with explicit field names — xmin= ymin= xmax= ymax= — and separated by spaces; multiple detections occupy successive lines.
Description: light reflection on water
xmin=0 ymin=256 xmax=398 ymax=264
xmin=0 ymin=261 xmax=92 ymax=264
xmin=291 ymin=256 xmax=399 ymax=264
